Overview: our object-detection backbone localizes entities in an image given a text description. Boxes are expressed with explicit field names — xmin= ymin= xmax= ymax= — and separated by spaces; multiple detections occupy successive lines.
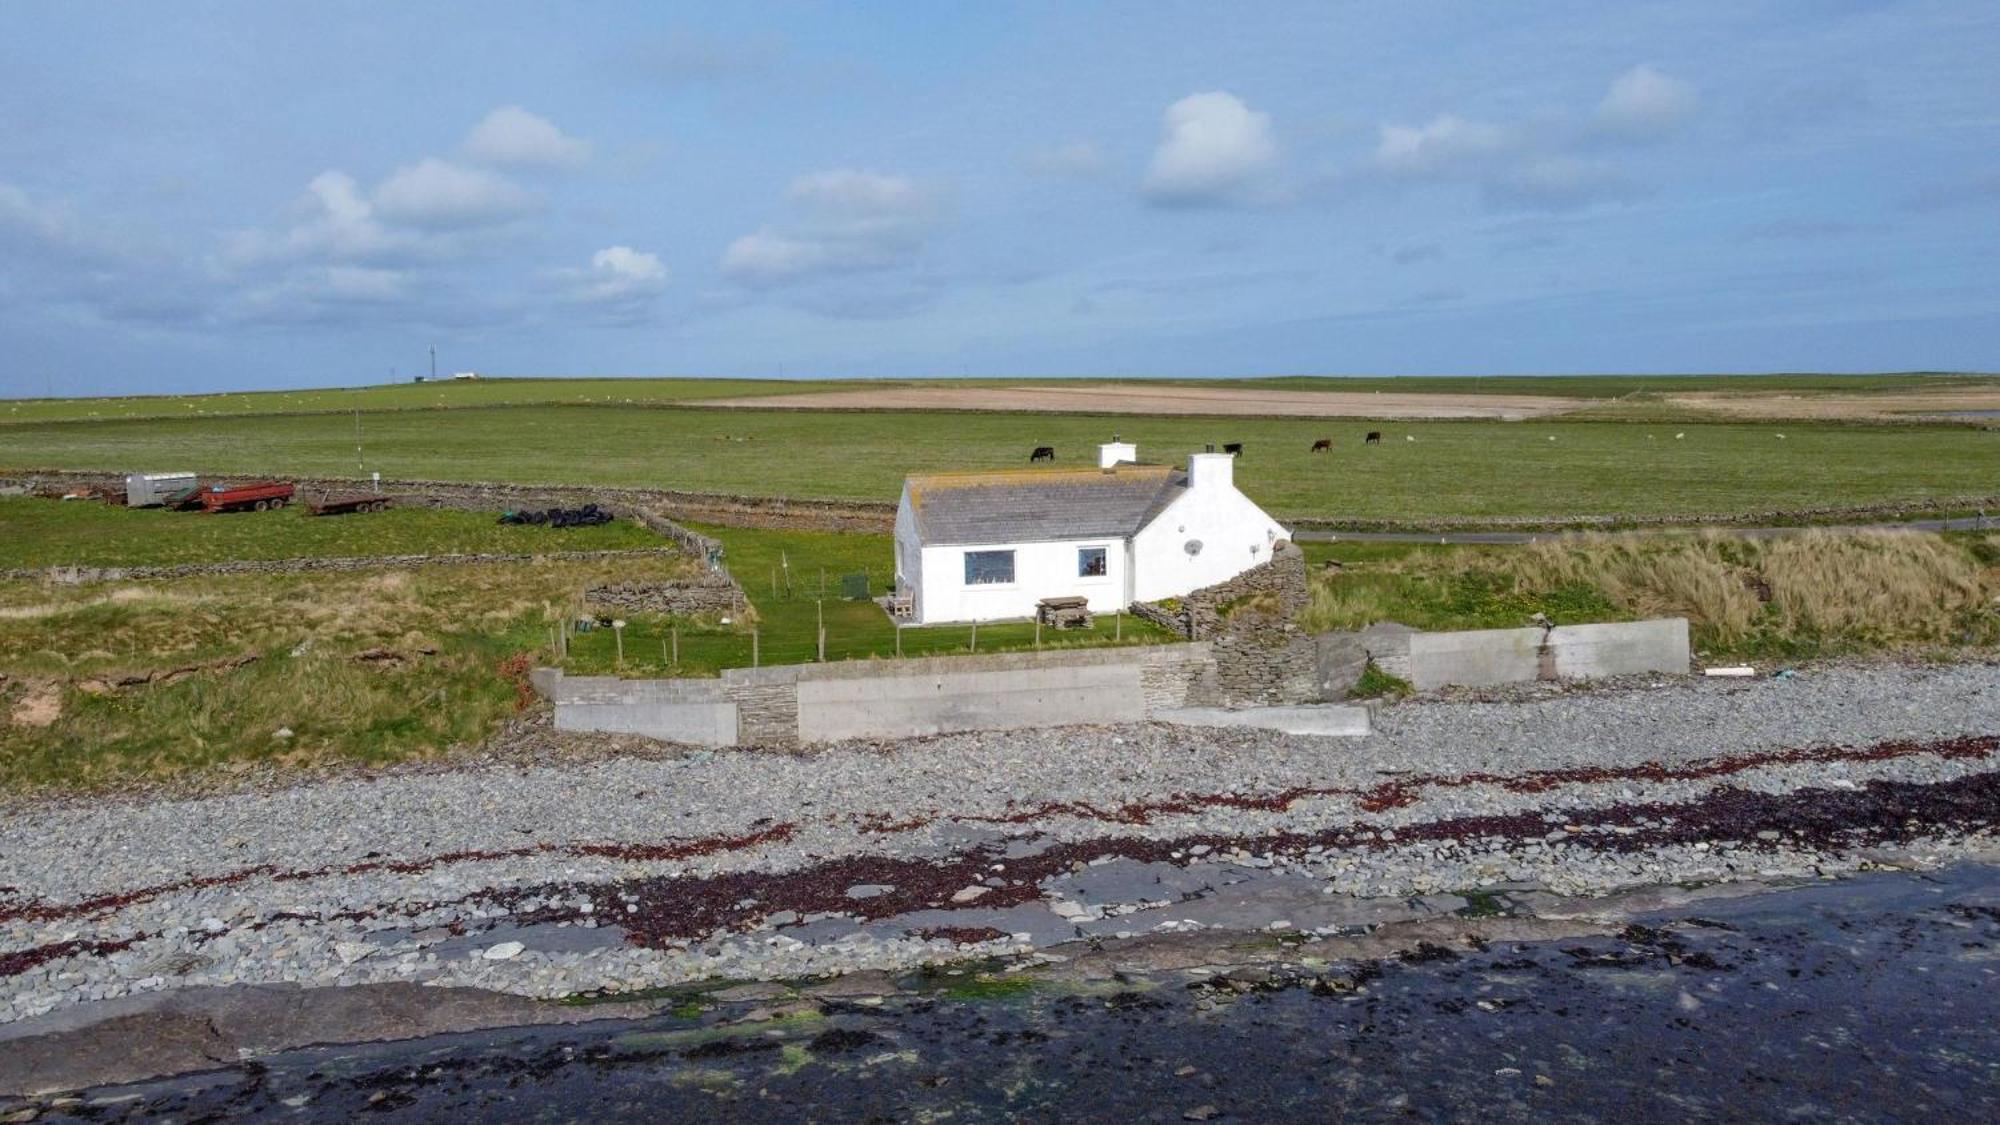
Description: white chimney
xmin=1098 ymin=439 xmax=1137 ymax=470
xmin=1188 ymin=449 xmax=1234 ymax=491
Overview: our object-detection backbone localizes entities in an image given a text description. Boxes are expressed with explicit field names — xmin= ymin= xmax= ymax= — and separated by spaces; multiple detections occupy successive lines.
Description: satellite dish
xmin=1184 ymin=539 xmax=1204 ymax=556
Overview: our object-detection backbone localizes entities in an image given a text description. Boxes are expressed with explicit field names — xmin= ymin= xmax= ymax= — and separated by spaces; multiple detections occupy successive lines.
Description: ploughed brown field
xmin=701 ymin=382 xmax=1590 ymax=420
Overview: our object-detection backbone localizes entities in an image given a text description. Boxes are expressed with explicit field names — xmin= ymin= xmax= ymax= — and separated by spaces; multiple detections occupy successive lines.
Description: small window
xmin=1078 ymin=546 xmax=1108 ymax=577
xmin=964 ymin=550 xmax=1015 ymax=585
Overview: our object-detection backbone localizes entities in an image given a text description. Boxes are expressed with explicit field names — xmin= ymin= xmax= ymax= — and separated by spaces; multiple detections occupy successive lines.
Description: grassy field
xmin=5 ymin=404 xmax=1995 ymax=522
xmin=0 ymin=553 xmax=702 ymax=790
xmin=8 ymin=373 xmax=1996 ymax=426
xmin=0 ymin=377 xmax=849 ymax=425
xmin=560 ymin=523 xmax=1173 ymax=676
xmin=0 ymin=495 xmax=662 ymax=570
xmin=1300 ymin=531 xmax=2000 ymax=661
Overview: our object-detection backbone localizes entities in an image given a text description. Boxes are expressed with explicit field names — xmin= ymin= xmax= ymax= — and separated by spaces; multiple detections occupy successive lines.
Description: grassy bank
xmin=1302 ymin=531 xmax=2000 ymax=661
xmin=0 ymin=496 xmax=661 ymax=570
xmin=6 ymin=405 xmax=1996 ymax=522
xmin=559 ymin=523 xmax=1173 ymax=676
xmin=0 ymin=554 xmax=699 ymax=790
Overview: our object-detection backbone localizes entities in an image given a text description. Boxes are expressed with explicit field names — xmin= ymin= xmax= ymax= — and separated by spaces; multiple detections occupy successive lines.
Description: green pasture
xmin=0 ymin=495 xmax=660 ymax=570
xmin=4 ymin=405 xmax=1995 ymax=522
xmin=7 ymin=372 xmax=1994 ymax=426
xmin=559 ymin=523 xmax=1174 ymax=677
xmin=0 ymin=376 xmax=842 ymax=425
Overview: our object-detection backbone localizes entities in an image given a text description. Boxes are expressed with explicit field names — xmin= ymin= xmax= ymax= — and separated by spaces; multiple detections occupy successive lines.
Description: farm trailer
xmin=198 ymin=482 xmax=296 ymax=513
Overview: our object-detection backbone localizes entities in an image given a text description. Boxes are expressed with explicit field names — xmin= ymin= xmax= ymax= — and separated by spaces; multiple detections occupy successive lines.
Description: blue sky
xmin=1 ymin=1 xmax=1996 ymax=395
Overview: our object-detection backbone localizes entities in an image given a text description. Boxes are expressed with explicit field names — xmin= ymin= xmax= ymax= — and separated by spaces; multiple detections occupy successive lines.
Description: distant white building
xmin=892 ymin=441 xmax=1289 ymax=625
xmin=452 ymin=371 xmax=480 ymax=380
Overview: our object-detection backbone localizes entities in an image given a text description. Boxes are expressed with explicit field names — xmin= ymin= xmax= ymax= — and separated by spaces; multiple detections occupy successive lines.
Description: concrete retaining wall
xmin=535 ymin=642 xmax=1213 ymax=748
xmin=792 ymin=649 xmax=1145 ymax=743
xmin=1404 ymin=618 xmax=1689 ymax=691
xmin=536 ymin=618 xmax=1686 ymax=747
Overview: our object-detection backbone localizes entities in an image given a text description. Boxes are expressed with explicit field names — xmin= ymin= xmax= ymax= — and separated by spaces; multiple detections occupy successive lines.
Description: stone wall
xmin=1133 ymin=543 xmax=1318 ymax=706
xmin=3 ymin=548 xmax=678 ymax=585
xmin=583 ymin=574 xmax=747 ymax=618
xmin=0 ymin=471 xmax=895 ymax=532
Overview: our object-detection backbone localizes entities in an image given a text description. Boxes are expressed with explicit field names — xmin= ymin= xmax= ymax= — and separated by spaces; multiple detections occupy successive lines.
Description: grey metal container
xmin=125 ymin=472 xmax=197 ymax=507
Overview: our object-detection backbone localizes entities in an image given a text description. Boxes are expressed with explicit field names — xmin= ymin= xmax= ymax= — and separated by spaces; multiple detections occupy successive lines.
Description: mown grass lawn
xmin=559 ymin=523 xmax=1175 ymax=677
xmin=0 ymin=495 xmax=663 ymax=570
xmin=4 ymin=405 xmax=1996 ymax=522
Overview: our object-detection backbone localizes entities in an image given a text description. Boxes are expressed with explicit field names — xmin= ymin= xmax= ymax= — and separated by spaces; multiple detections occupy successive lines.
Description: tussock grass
xmin=1304 ymin=531 xmax=2000 ymax=659
xmin=0 ymin=554 xmax=700 ymax=790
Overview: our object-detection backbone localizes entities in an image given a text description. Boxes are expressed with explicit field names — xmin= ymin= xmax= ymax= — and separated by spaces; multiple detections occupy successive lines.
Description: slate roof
xmin=903 ymin=464 xmax=1188 ymax=546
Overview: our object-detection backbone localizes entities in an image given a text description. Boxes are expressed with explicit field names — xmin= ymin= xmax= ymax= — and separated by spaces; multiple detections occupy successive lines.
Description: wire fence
xmin=556 ymin=608 xmax=1162 ymax=678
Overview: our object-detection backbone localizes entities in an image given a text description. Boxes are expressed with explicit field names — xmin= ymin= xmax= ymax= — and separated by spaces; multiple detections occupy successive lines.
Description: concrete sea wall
xmin=535 ymin=643 xmax=1216 ymax=748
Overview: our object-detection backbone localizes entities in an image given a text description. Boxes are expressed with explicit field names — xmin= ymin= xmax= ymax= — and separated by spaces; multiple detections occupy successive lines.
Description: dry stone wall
xmin=0 ymin=471 xmax=894 ymax=532
xmin=1133 ymin=542 xmax=1319 ymax=706
xmin=584 ymin=574 xmax=747 ymax=617
xmin=2 ymin=548 xmax=677 ymax=585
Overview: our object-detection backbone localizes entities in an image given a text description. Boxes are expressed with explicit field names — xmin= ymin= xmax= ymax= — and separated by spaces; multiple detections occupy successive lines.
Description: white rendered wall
xmin=1130 ymin=467 xmax=1289 ymax=603
xmin=914 ymin=537 xmax=1127 ymax=624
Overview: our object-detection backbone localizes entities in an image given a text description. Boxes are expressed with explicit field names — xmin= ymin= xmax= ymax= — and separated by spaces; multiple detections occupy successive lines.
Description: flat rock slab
xmin=0 ymin=982 xmax=657 ymax=1098
xmin=1155 ymin=705 xmax=1371 ymax=738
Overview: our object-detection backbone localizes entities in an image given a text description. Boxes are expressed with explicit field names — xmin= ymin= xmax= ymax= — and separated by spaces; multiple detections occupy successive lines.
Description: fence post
xmin=753 ymin=629 xmax=760 ymax=668
xmin=1035 ymin=618 xmax=1041 ymax=650
xmin=895 ymin=623 xmax=902 ymax=657
xmin=672 ymin=626 xmax=679 ymax=666
xmin=970 ymin=619 xmax=977 ymax=653
xmin=660 ymin=638 xmax=669 ymax=667
xmin=1115 ymin=610 xmax=1121 ymax=641
xmin=818 ymin=627 xmax=826 ymax=663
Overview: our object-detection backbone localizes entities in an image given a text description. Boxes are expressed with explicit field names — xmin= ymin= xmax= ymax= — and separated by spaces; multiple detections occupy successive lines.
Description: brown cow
xmin=1222 ymin=442 xmax=1243 ymax=456
xmin=1310 ymin=438 xmax=1333 ymax=453
xmin=1364 ymin=431 xmax=1382 ymax=445
xmin=1029 ymin=446 xmax=1055 ymax=462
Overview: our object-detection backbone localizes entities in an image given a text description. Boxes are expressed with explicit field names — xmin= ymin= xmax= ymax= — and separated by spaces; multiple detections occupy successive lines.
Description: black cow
xmin=1364 ymin=431 xmax=1382 ymax=445
xmin=1310 ymin=438 xmax=1333 ymax=453
xmin=1222 ymin=442 xmax=1243 ymax=456
xmin=1029 ymin=446 xmax=1056 ymax=462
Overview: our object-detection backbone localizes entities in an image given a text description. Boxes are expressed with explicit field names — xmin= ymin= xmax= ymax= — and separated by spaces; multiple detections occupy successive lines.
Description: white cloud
xmin=1022 ymin=140 xmax=1107 ymax=179
xmin=221 ymin=171 xmax=407 ymax=266
xmin=1374 ymin=115 xmax=1515 ymax=177
xmin=1489 ymin=155 xmax=1632 ymax=210
xmin=1593 ymin=65 xmax=1698 ymax=140
xmin=462 ymin=106 xmax=591 ymax=170
xmin=1143 ymin=92 xmax=1278 ymax=204
xmin=721 ymin=169 xmax=944 ymax=285
xmin=321 ymin=265 xmax=410 ymax=302
xmin=0 ymin=182 xmax=77 ymax=247
xmin=1362 ymin=69 xmax=1689 ymax=211
xmin=567 ymin=244 xmax=667 ymax=304
xmin=372 ymin=158 xmax=535 ymax=229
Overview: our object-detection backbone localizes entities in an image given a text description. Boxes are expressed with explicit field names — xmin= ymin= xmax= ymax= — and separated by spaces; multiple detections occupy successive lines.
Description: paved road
xmin=1295 ymin=513 xmax=1997 ymax=545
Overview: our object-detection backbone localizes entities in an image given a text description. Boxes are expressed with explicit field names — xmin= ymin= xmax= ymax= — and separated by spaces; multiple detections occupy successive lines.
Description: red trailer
xmin=199 ymin=481 xmax=295 ymax=513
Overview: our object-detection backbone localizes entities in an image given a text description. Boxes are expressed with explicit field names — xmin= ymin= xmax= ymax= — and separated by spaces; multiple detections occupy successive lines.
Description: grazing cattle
xmin=1364 ymin=431 xmax=1382 ymax=445
xmin=1222 ymin=442 xmax=1243 ymax=456
xmin=1029 ymin=445 xmax=1056 ymax=462
xmin=1310 ymin=438 xmax=1333 ymax=453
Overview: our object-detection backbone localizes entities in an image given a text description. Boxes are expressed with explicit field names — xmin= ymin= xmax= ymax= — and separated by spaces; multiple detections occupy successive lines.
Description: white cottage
xmin=892 ymin=441 xmax=1290 ymax=625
